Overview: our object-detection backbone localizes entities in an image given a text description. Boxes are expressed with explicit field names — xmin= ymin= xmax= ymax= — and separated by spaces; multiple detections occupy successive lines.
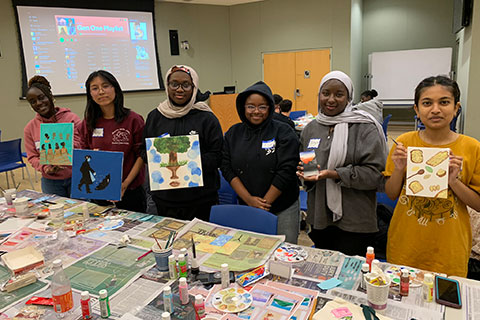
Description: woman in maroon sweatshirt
xmin=78 ymin=70 xmax=146 ymax=213
xmin=24 ymin=76 xmax=82 ymax=197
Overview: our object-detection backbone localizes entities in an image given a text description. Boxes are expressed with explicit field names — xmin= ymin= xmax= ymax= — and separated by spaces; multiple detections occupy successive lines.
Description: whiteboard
xmin=369 ymin=48 xmax=452 ymax=102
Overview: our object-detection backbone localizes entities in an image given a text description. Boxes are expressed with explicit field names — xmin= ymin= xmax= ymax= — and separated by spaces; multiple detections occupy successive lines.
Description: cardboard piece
xmin=146 ymin=135 xmax=203 ymax=191
xmin=71 ymin=149 xmax=123 ymax=201
xmin=39 ymin=123 xmax=74 ymax=165
xmin=1 ymin=246 xmax=44 ymax=275
xmin=406 ymin=147 xmax=450 ymax=198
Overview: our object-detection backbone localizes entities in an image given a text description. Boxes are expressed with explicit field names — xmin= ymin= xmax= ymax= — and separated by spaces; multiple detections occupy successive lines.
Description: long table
xmin=1 ymin=190 xmax=479 ymax=320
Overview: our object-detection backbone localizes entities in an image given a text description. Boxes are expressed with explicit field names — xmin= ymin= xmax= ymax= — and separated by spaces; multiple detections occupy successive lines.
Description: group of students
xmin=23 ymin=65 xmax=480 ymax=279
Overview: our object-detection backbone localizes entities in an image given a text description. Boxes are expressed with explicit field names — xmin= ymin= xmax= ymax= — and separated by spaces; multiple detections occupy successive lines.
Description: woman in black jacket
xmin=221 ymin=81 xmax=300 ymax=243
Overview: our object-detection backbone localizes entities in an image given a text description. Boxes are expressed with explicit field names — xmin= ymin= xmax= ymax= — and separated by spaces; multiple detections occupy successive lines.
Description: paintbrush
xmin=165 ymin=231 xmax=175 ymax=249
xmin=190 ymin=236 xmax=199 ymax=274
xmin=15 ymin=182 xmax=21 ymax=190
xmin=389 ymin=136 xmax=399 ymax=145
xmin=152 ymin=233 xmax=162 ymax=250
xmin=0 ymin=187 xmax=5 ymax=193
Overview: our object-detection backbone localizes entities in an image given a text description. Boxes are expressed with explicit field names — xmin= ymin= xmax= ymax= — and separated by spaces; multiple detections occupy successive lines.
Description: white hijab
xmin=315 ymin=71 xmax=387 ymax=222
xmin=157 ymin=65 xmax=212 ymax=119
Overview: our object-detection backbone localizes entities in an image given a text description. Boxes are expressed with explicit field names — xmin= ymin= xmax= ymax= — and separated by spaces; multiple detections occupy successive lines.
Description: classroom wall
xmin=350 ymin=0 xmax=363 ymax=101
xmin=229 ymin=0 xmax=352 ymax=92
xmin=0 ymin=1 xmax=231 ymax=142
xmin=362 ymin=0 xmax=457 ymax=93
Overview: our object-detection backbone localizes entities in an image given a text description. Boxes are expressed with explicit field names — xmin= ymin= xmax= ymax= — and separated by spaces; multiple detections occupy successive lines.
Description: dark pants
xmin=152 ymin=198 xmax=216 ymax=221
xmin=92 ymin=185 xmax=146 ymax=213
xmin=309 ymin=225 xmax=376 ymax=257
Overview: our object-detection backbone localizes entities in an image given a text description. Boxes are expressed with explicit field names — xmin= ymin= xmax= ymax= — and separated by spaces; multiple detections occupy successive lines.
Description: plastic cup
xmin=152 ymin=241 xmax=172 ymax=272
xmin=365 ymin=274 xmax=391 ymax=310
xmin=3 ymin=188 xmax=16 ymax=206
xmin=13 ymin=197 xmax=29 ymax=216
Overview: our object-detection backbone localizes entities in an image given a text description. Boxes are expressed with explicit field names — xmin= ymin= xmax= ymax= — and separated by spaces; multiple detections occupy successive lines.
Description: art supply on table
xmin=3 ymin=272 xmax=37 ymax=292
xmin=98 ymin=219 xmax=124 ymax=231
xmin=274 ymin=244 xmax=308 ymax=262
xmin=371 ymin=259 xmax=380 ymax=273
xmin=191 ymin=236 xmax=199 ymax=274
xmin=82 ymin=203 xmax=89 ymax=222
xmin=194 ymin=294 xmax=206 ymax=320
xmin=25 ymin=296 xmax=54 ymax=306
xmin=366 ymin=246 xmax=375 ymax=272
xmin=80 ymin=291 xmax=92 ymax=319
xmin=136 ymin=250 xmax=153 ymax=261
xmin=400 ymin=268 xmax=409 ymax=296
xmin=180 ymin=247 xmax=189 ymax=268
xmin=360 ymin=263 xmax=369 ymax=291
xmin=236 ymin=265 xmax=269 ymax=287
xmin=162 ymin=312 xmax=171 ymax=320
xmin=163 ymin=286 xmax=174 ymax=313
xmin=3 ymin=188 xmax=16 ymax=206
xmin=268 ymin=260 xmax=292 ymax=280
xmin=221 ymin=263 xmax=230 ymax=289
xmin=423 ymin=273 xmax=434 ymax=302
xmin=152 ymin=241 xmax=172 ymax=272
xmin=49 ymin=203 xmax=65 ymax=229
xmin=13 ymin=197 xmax=29 ymax=216
xmin=51 ymin=259 xmax=74 ymax=317
xmin=179 ymin=277 xmax=189 ymax=305
xmin=99 ymin=289 xmax=111 ymax=318
xmin=178 ymin=254 xmax=188 ymax=277
xmin=318 ymin=278 xmax=343 ymax=290
xmin=2 ymin=246 xmax=44 ymax=275
xmin=153 ymin=233 xmax=162 ymax=249
xmin=165 ymin=231 xmax=176 ymax=249
xmin=365 ymin=273 xmax=391 ymax=310
xmin=168 ymin=254 xmax=178 ymax=279
xmin=212 ymin=287 xmax=252 ymax=313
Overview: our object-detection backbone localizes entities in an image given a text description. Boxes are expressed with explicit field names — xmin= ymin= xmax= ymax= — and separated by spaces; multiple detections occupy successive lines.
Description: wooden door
xmin=263 ymin=49 xmax=330 ymax=115
xmin=295 ymin=50 xmax=330 ymax=115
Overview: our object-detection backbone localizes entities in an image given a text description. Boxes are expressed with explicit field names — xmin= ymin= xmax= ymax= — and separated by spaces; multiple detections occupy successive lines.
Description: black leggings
xmin=309 ymin=225 xmax=376 ymax=257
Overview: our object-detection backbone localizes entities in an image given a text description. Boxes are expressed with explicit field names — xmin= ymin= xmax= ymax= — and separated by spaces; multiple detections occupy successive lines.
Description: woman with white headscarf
xmin=297 ymin=71 xmax=387 ymax=256
xmin=141 ymin=65 xmax=223 ymax=221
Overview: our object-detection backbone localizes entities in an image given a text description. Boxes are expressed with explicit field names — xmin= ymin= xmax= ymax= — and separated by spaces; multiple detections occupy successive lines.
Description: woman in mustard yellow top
xmin=384 ymin=76 xmax=480 ymax=277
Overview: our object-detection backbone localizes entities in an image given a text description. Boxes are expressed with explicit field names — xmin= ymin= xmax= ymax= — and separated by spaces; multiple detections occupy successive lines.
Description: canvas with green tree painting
xmin=39 ymin=123 xmax=73 ymax=165
xmin=146 ymin=135 xmax=203 ymax=190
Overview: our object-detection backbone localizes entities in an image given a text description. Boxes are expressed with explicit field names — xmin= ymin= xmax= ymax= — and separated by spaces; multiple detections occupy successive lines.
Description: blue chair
xmin=299 ymin=190 xmax=307 ymax=212
xmin=210 ymin=204 xmax=278 ymax=235
xmin=415 ymin=109 xmax=460 ymax=132
xmin=382 ymin=114 xmax=392 ymax=140
xmin=218 ymin=171 xmax=238 ymax=205
xmin=376 ymin=192 xmax=397 ymax=210
xmin=0 ymin=139 xmax=34 ymax=189
xmin=289 ymin=110 xmax=307 ymax=120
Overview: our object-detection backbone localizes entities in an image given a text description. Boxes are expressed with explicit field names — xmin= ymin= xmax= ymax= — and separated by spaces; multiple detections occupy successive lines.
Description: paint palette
xmin=98 ymin=219 xmax=124 ymax=231
xmin=213 ymin=287 xmax=252 ymax=313
xmin=274 ymin=244 xmax=308 ymax=262
xmin=384 ymin=266 xmax=425 ymax=287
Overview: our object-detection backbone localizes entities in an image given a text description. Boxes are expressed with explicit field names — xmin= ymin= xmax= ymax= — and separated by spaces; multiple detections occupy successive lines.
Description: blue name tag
xmin=262 ymin=139 xmax=276 ymax=149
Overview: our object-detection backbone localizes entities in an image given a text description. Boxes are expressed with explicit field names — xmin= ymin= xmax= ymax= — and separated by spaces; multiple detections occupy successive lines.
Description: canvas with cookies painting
xmin=406 ymin=147 xmax=450 ymax=199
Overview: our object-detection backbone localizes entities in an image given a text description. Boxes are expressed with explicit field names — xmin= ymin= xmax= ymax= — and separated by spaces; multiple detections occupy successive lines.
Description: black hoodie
xmin=221 ymin=81 xmax=299 ymax=214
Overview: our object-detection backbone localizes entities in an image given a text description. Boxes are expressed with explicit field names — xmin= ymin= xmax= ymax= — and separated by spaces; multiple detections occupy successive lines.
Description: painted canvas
xmin=406 ymin=147 xmax=449 ymax=199
xmin=146 ymin=134 xmax=203 ymax=191
xmin=71 ymin=149 xmax=123 ymax=201
xmin=39 ymin=123 xmax=74 ymax=165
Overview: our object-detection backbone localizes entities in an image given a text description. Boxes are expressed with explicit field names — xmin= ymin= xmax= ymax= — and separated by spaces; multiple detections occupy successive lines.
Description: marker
xmin=136 ymin=249 xmax=153 ymax=261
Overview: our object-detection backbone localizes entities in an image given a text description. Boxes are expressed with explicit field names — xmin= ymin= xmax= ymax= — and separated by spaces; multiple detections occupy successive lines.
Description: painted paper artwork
xmin=406 ymin=147 xmax=449 ymax=199
xmin=146 ymin=134 xmax=203 ymax=191
xmin=39 ymin=123 xmax=73 ymax=165
xmin=71 ymin=149 xmax=123 ymax=201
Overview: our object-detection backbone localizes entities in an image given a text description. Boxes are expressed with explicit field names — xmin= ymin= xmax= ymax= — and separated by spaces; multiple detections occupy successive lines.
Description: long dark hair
xmin=84 ymin=70 xmax=130 ymax=130
xmin=414 ymin=75 xmax=460 ymax=106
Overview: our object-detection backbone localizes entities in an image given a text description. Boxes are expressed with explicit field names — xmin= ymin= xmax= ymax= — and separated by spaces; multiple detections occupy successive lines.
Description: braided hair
xmin=27 ymin=75 xmax=55 ymax=106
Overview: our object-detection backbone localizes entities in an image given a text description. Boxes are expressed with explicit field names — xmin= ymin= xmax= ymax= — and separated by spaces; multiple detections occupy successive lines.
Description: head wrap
xmin=157 ymin=65 xmax=212 ymax=119
xmin=315 ymin=71 xmax=387 ymax=222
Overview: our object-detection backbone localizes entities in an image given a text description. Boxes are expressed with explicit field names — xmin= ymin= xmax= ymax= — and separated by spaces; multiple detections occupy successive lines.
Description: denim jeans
xmin=41 ymin=177 xmax=71 ymax=197
xmin=277 ymin=199 xmax=300 ymax=244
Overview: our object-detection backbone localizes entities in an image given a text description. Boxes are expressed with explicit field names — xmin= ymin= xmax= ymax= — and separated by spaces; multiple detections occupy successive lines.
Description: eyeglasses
xmin=168 ymin=82 xmax=193 ymax=91
xmin=90 ymin=83 xmax=113 ymax=94
xmin=246 ymin=105 xmax=269 ymax=112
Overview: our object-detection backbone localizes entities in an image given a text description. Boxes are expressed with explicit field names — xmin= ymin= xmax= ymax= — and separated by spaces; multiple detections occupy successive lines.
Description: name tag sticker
xmin=159 ymin=133 xmax=170 ymax=138
xmin=92 ymin=128 xmax=104 ymax=137
xmin=307 ymin=138 xmax=321 ymax=149
xmin=35 ymin=141 xmax=40 ymax=150
xmin=262 ymin=139 xmax=276 ymax=149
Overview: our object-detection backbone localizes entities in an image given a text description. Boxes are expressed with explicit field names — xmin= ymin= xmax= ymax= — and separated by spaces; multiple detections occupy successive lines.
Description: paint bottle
xmin=366 ymin=246 xmax=375 ymax=272
xmin=194 ymin=295 xmax=206 ymax=320
xmin=99 ymin=289 xmax=111 ymax=318
xmin=168 ymin=255 xmax=178 ymax=280
xmin=423 ymin=273 xmax=434 ymax=302
xmin=178 ymin=254 xmax=188 ymax=278
xmin=400 ymin=268 xmax=409 ymax=296
xmin=221 ymin=263 xmax=230 ymax=289
xmin=163 ymin=286 xmax=174 ymax=313
xmin=179 ymin=277 xmax=189 ymax=305
xmin=371 ymin=259 xmax=380 ymax=273
xmin=82 ymin=203 xmax=89 ymax=222
xmin=80 ymin=291 xmax=92 ymax=320
xmin=180 ymin=248 xmax=189 ymax=268
xmin=162 ymin=312 xmax=171 ymax=320
xmin=360 ymin=263 xmax=369 ymax=291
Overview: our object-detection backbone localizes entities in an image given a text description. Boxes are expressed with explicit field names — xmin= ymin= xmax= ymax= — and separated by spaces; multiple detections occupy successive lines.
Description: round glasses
xmin=168 ymin=82 xmax=193 ymax=91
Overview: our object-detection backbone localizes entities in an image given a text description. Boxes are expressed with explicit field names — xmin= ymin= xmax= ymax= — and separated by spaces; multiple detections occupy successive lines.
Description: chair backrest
xmin=289 ymin=110 xmax=307 ymax=120
xmin=376 ymin=192 xmax=398 ymax=210
xmin=382 ymin=114 xmax=392 ymax=138
xmin=0 ymin=139 xmax=23 ymax=166
xmin=210 ymin=204 xmax=278 ymax=235
xmin=299 ymin=190 xmax=307 ymax=212
xmin=218 ymin=171 xmax=238 ymax=205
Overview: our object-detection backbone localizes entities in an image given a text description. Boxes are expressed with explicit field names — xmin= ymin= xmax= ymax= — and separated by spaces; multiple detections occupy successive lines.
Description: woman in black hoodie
xmin=221 ymin=81 xmax=300 ymax=243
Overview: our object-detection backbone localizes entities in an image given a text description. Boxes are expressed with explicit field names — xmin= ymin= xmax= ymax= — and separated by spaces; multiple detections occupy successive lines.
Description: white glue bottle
xmin=221 ymin=263 xmax=230 ymax=289
xmin=179 ymin=277 xmax=189 ymax=305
